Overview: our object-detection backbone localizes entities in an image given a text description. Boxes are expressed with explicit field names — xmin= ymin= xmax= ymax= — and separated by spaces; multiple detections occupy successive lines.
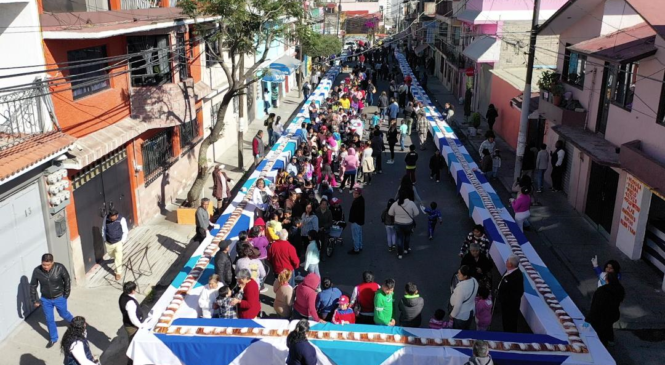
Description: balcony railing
xmin=538 ymin=92 xmax=587 ymax=128
xmin=121 ymin=0 xmax=160 ymax=10
xmin=0 ymin=86 xmax=55 ymax=151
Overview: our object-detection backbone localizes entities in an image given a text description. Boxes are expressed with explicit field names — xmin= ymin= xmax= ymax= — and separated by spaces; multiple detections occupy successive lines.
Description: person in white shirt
xmin=388 ymin=193 xmax=420 ymax=259
xmin=449 ymin=265 xmax=479 ymax=329
xmin=252 ymin=179 xmax=273 ymax=217
xmin=101 ymin=209 xmax=129 ymax=281
xmin=263 ymin=88 xmax=271 ymax=114
xmin=119 ymin=281 xmax=144 ymax=363
xmin=273 ymin=116 xmax=284 ymax=137
xmin=198 ymin=274 xmax=221 ymax=318
xmin=61 ymin=316 xmax=98 ymax=365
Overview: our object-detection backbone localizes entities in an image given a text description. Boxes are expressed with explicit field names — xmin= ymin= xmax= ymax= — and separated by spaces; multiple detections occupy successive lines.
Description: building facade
xmin=537 ymin=0 xmax=665 ymax=290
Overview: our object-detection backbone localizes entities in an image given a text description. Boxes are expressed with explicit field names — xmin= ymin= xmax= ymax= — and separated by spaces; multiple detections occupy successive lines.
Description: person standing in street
xmin=195 ymin=198 xmax=220 ymax=242
xmin=535 ymin=144 xmax=549 ymax=193
xmin=496 ymin=255 xmax=524 ymax=332
xmin=119 ymin=281 xmax=144 ymax=365
xmin=302 ymin=81 xmax=311 ymax=100
xmin=61 ymin=316 xmax=98 ymax=365
xmin=347 ymin=187 xmax=365 ymax=255
xmin=212 ymin=164 xmax=232 ymax=214
xmin=449 ymin=265 xmax=478 ymax=330
xmin=485 ymin=104 xmax=498 ymax=131
xmin=389 ymin=191 xmax=419 ymax=259
xmin=252 ymin=130 xmax=265 ymax=166
xmin=417 ymin=110 xmax=429 ymax=150
xmin=586 ymin=272 xmax=625 ymax=346
xmin=404 ymin=144 xmax=419 ymax=184
xmin=214 ymin=240 xmax=235 ymax=288
xmin=388 ymin=98 xmax=399 ymax=121
xmin=263 ymin=88 xmax=271 ymax=115
xmin=30 ymin=253 xmax=74 ymax=348
xmin=374 ymin=279 xmax=396 ymax=326
xmin=378 ymin=92 xmax=389 ymax=119
xmin=387 ymin=121 xmax=398 ymax=164
xmin=550 ymin=140 xmax=566 ymax=192
xmin=371 ymin=129 xmax=384 ymax=174
xmin=102 ymin=209 xmax=128 ymax=281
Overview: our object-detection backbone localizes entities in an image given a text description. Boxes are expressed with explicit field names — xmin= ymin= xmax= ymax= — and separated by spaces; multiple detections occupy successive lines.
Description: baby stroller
xmin=326 ymin=198 xmax=346 ymax=257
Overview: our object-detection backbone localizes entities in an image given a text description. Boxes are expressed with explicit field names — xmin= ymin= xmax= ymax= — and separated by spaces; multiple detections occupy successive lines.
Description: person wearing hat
xmin=332 ymin=295 xmax=355 ymax=324
xmin=213 ymin=240 xmax=235 ymax=288
xmin=235 ymin=246 xmax=267 ymax=292
xmin=348 ymin=187 xmax=365 ymax=254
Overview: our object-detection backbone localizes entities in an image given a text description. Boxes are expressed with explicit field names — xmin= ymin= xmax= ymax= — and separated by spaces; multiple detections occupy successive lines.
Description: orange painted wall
xmin=489 ymin=74 xmax=521 ymax=150
xmin=187 ymin=26 xmax=203 ymax=84
xmin=44 ymin=36 xmax=131 ymax=138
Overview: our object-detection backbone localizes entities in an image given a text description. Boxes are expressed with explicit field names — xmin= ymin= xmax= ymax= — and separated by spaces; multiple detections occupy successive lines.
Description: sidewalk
xmin=425 ymin=74 xmax=665 ymax=330
xmin=0 ymin=88 xmax=305 ymax=365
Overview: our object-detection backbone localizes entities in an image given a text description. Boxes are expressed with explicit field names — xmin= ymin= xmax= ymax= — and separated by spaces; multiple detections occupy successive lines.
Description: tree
xmin=179 ymin=0 xmax=303 ymax=205
xmin=299 ymin=28 xmax=342 ymax=59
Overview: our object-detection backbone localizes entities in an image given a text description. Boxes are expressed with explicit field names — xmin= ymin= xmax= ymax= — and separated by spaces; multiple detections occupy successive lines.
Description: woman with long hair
xmin=273 ymin=270 xmax=294 ymax=319
xmin=586 ymin=272 xmax=625 ymax=346
xmin=395 ymin=174 xmax=423 ymax=205
xmin=388 ymin=190 xmax=420 ymax=259
xmin=387 ymin=120 xmax=399 ymax=163
xmin=286 ymin=319 xmax=317 ymax=365
xmin=62 ymin=316 xmax=98 ymax=365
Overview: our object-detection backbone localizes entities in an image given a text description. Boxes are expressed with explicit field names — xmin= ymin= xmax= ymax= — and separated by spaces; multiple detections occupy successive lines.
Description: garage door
xmin=0 ymin=182 xmax=48 ymax=342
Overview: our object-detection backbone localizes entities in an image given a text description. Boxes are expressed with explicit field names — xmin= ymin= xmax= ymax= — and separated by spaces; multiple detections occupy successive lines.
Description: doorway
xmin=72 ymin=148 xmax=134 ymax=272
xmin=585 ymin=161 xmax=619 ymax=236
xmin=597 ymin=62 xmax=615 ymax=135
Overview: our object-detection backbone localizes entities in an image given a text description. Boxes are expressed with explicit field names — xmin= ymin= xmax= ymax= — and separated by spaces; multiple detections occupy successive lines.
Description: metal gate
xmin=72 ymin=148 xmax=134 ymax=272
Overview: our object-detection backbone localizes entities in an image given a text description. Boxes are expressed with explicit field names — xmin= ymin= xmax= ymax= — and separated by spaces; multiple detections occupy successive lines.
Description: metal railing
xmin=121 ymin=0 xmax=160 ymax=10
xmin=142 ymin=129 xmax=174 ymax=185
xmin=0 ymin=86 xmax=54 ymax=151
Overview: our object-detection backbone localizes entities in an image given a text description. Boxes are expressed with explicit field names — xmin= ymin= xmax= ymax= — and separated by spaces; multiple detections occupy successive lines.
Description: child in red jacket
xmin=332 ymin=295 xmax=356 ymax=325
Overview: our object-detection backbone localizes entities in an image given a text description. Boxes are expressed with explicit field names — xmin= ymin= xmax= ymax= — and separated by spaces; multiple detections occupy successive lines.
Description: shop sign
xmin=465 ymin=67 xmax=474 ymax=76
xmin=618 ymin=174 xmax=644 ymax=238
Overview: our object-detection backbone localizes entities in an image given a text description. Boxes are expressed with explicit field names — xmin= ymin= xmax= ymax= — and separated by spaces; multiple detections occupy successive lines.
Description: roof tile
xmin=0 ymin=132 xmax=76 ymax=182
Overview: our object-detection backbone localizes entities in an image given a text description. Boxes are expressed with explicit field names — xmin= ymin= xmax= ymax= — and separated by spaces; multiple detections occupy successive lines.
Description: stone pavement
xmin=0 ymin=88 xmax=306 ymax=365
xmin=424 ymin=74 xmax=665 ymax=363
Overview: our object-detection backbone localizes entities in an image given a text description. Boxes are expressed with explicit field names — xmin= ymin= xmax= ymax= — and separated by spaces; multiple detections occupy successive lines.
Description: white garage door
xmin=0 ymin=182 xmax=48 ymax=342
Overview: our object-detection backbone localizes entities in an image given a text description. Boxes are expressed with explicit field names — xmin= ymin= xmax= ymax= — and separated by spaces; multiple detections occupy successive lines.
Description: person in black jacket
xmin=214 ymin=240 xmax=235 ymax=288
xmin=286 ymin=319 xmax=317 ymax=365
xmin=347 ymin=187 xmax=366 ymax=255
xmin=30 ymin=253 xmax=74 ymax=348
xmin=370 ymin=130 xmax=384 ymax=174
xmin=398 ymin=282 xmax=425 ymax=327
xmin=429 ymin=149 xmax=445 ymax=182
xmin=119 ymin=281 xmax=143 ymax=365
xmin=404 ymin=145 xmax=419 ymax=183
xmin=461 ymin=243 xmax=493 ymax=290
xmin=586 ymin=272 xmax=625 ymax=345
xmin=496 ymin=255 xmax=524 ymax=332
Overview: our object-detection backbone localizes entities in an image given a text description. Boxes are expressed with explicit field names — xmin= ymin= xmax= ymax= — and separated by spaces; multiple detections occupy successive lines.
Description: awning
xmin=552 ymin=125 xmax=620 ymax=167
xmin=568 ymin=23 xmax=657 ymax=63
xmin=262 ymin=70 xmax=286 ymax=83
xmin=414 ymin=43 xmax=429 ymax=54
xmin=194 ymin=81 xmax=212 ymax=101
xmin=0 ymin=132 xmax=76 ymax=184
xmin=462 ymin=36 xmax=500 ymax=63
xmin=270 ymin=55 xmax=301 ymax=74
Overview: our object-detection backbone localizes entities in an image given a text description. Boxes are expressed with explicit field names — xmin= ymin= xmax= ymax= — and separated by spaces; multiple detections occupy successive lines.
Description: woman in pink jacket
xmin=339 ymin=147 xmax=359 ymax=192
xmin=511 ymin=186 xmax=532 ymax=231
xmin=293 ymin=273 xmax=326 ymax=323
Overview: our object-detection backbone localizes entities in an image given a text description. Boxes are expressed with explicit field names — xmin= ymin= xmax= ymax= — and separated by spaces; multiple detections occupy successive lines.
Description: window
xmin=67 ymin=46 xmax=110 ymax=100
xmin=179 ymin=118 xmax=200 ymax=151
xmin=562 ymin=46 xmax=586 ymax=88
xmin=613 ymin=62 xmax=638 ymax=111
xmin=453 ymin=27 xmax=461 ymax=46
xmin=205 ymin=30 xmax=220 ymax=66
xmin=127 ymin=35 xmax=172 ymax=87
xmin=142 ymin=129 xmax=174 ymax=183
xmin=657 ymin=73 xmax=665 ymax=126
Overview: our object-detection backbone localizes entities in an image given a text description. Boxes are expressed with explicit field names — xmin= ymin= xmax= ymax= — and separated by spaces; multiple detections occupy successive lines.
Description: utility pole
xmin=514 ymin=0 xmax=540 ymax=181
xmin=336 ymin=0 xmax=341 ymax=38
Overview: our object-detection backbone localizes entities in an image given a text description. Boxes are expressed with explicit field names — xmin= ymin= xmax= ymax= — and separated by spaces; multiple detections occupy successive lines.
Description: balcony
xmin=130 ymin=79 xmax=197 ymax=129
xmin=537 ymin=92 xmax=587 ymax=129
xmin=0 ymin=87 xmax=55 ymax=151
xmin=620 ymin=140 xmax=665 ymax=194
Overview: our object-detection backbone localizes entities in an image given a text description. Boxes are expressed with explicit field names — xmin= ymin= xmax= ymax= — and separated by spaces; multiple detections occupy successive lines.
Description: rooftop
xmin=40 ymin=8 xmax=217 ymax=39
xmin=568 ymin=22 xmax=657 ymax=63
xmin=0 ymin=131 xmax=76 ymax=183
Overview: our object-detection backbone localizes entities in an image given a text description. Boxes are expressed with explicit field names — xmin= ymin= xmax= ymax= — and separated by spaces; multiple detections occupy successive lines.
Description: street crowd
xmin=25 ymin=40 xmax=625 ymax=365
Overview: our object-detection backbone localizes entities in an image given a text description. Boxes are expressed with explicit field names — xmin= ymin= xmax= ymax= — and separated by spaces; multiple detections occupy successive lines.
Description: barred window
xmin=142 ymin=129 xmax=174 ymax=183
xmin=67 ymin=46 xmax=110 ymax=100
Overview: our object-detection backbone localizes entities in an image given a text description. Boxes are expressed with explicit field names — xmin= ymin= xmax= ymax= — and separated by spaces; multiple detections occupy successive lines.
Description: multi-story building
xmin=431 ymin=0 xmax=563 ymax=110
xmin=0 ymin=0 xmax=77 ymax=342
xmin=537 ymin=0 xmax=665 ymax=290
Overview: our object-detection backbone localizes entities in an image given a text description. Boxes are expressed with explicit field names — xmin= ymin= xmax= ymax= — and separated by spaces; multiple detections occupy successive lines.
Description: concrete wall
xmin=0 ymin=1 xmax=46 ymax=90
xmin=489 ymin=73 xmax=521 ymax=149
xmin=499 ymin=20 xmax=559 ymax=69
xmin=600 ymin=0 xmax=643 ymax=36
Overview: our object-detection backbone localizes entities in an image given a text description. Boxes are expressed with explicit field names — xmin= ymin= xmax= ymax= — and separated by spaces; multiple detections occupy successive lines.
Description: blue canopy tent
xmin=262 ymin=69 xmax=286 ymax=83
xmin=270 ymin=55 xmax=301 ymax=74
